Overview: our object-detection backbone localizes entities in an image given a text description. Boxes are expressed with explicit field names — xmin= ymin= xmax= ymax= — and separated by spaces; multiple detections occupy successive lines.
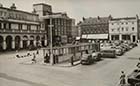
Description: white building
xmin=109 ymin=15 xmax=139 ymax=42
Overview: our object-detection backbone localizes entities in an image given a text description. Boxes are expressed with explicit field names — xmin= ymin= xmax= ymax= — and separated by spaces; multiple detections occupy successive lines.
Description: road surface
xmin=0 ymin=44 xmax=140 ymax=86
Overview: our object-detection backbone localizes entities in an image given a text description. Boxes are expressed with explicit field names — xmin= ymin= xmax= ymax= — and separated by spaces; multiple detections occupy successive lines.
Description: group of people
xmin=44 ymin=53 xmax=59 ymax=64
xmin=15 ymin=49 xmax=39 ymax=64
xmin=119 ymin=57 xmax=140 ymax=86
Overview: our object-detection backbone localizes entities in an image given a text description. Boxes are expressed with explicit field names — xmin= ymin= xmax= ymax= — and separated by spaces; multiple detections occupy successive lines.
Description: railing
xmin=42 ymin=43 xmax=100 ymax=63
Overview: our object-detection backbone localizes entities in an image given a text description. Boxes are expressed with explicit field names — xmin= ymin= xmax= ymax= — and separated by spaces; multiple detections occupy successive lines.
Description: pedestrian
xmin=36 ymin=49 xmax=39 ymax=55
xmin=136 ymin=57 xmax=140 ymax=68
xmin=44 ymin=53 xmax=49 ymax=63
xmin=32 ymin=53 xmax=36 ymax=63
xmin=15 ymin=50 xmax=20 ymax=58
xmin=119 ymin=71 xmax=126 ymax=86
xmin=70 ymin=55 xmax=74 ymax=66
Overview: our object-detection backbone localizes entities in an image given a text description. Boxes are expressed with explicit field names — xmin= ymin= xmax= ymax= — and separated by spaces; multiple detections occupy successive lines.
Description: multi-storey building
xmin=109 ymin=15 xmax=139 ymax=42
xmin=79 ymin=16 xmax=112 ymax=42
xmin=33 ymin=3 xmax=74 ymax=46
xmin=138 ymin=19 xmax=140 ymax=40
xmin=0 ymin=3 xmax=47 ymax=51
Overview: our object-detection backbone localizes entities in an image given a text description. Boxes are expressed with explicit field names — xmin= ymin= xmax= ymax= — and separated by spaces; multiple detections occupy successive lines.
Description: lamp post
xmin=48 ymin=16 xmax=54 ymax=65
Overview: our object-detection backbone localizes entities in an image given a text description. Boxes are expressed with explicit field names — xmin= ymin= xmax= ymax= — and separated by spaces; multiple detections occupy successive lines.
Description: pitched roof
xmin=81 ymin=16 xmax=110 ymax=25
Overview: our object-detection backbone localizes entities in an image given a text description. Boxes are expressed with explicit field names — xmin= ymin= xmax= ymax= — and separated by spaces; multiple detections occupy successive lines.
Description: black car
xmin=127 ymin=69 xmax=140 ymax=86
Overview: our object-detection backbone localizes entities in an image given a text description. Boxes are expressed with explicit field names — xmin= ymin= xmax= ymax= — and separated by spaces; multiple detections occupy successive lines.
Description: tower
xmin=33 ymin=3 xmax=52 ymax=17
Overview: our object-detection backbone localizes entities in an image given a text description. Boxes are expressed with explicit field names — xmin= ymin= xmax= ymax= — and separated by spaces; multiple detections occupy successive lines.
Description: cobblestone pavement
xmin=0 ymin=44 xmax=140 ymax=86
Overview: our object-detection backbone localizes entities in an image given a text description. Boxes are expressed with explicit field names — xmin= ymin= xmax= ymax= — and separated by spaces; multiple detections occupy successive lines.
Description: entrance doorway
xmin=133 ymin=35 xmax=136 ymax=42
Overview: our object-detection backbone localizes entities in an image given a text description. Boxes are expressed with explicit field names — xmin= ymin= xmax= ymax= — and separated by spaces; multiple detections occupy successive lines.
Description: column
xmin=44 ymin=39 xmax=47 ymax=46
xmin=130 ymin=35 xmax=133 ymax=42
xmin=34 ymin=40 xmax=36 ymax=47
xmin=109 ymin=34 xmax=112 ymax=41
xmin=20 ymin=40 xmax=23 ymax=48
xmin=3 ymin=40 xmax=6 ymax=50
xmin=119 ymin=34 xmax=122 ymax=41
xmin=12 ymin=39 xmax=15 ymax=49
xmin=27 ymin=40 xmax=30 ymax=46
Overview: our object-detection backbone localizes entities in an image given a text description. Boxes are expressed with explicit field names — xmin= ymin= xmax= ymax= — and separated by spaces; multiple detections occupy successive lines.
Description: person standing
xmin=136 ymin=57 xmax=140 ymax=68
xmin=120 ymin=71 xmax=126 ymax=86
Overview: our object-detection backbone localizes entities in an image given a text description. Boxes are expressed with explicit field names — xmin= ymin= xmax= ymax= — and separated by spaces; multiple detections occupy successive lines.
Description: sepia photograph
xmin=0 ymin=0 xmax=140 ymax=86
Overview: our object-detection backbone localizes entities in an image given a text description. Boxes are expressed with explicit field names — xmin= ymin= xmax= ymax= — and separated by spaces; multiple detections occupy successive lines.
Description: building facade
xmin=0 ymin=4 xmax=47 ymax=51
xmin=33 ymin=3 xmax=74 ymax=46
xmin=79 ymin=16 xmax=111 ymax=42
xmin=109 ymin=16 xmax=139 ymax=42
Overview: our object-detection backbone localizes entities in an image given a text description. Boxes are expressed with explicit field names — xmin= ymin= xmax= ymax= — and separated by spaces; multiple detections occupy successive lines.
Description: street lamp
xmin=48 ymin=16 xmax=54 ymax=65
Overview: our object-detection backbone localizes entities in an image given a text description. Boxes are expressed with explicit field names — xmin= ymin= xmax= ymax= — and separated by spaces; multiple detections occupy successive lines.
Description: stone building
xmin=109 ymin=15 xmax=139 ymax=42
xmin=0 ymin=3 xmax=47 ymax=51
xmin=33 ymin=3 xmax=74 ymax=46
xmin=79 ymin=16 xmax=112 ymax=42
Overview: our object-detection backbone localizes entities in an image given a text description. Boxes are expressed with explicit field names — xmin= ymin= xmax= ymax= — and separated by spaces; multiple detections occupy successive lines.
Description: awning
xmin=85 ymin=34 xmax=108 ymax=39
xmin=82 ymin=35 xmax=88 ymax=39
xmin=76 ymin=37 xmax=80 ymax=40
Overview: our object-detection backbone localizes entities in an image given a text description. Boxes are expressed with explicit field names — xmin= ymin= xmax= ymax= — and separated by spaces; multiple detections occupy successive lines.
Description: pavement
xmin=0 ymin=43 xmax=140 ymax=86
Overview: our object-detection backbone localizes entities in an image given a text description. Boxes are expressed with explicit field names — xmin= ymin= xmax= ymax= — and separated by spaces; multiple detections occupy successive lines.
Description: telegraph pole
xmin=48 ymin=16 xmax=54 ymax=65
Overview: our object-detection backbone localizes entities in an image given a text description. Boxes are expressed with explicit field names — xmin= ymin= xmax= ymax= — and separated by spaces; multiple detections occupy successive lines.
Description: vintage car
xmin=100 ymin=49 xmax=116 ymax=58
xmin=80 ymin=50 xmax=94 ymax=65
xmin=91 ymin=51 xmax=102 ymax=61
xmin=127 ymin=69 xmax=140 ymax=86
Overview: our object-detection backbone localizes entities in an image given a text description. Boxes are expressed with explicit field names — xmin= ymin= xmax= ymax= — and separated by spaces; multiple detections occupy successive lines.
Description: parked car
xmin=80 ymin=50 xmax=94 ymax=65
xmin=100 ymin=49 xmax=116 ymax=58
xmin=111 ymin=46 xmax=123 ymax=56
xmin=92 ymin=51 xmax=102 ymax=61
xmin=127 ymin=69 xmax=140 ymax=86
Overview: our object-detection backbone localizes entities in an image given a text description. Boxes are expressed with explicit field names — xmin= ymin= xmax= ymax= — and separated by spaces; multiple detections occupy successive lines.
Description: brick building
xmin=79 ymin=16 xmax=112 ymax=42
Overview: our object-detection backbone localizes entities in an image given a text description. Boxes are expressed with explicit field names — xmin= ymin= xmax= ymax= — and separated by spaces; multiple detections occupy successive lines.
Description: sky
xmin=0 ymin=0 xmax=140 ymax=23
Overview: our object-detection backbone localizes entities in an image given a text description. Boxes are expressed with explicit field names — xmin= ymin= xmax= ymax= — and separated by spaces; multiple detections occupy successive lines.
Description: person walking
xmin=32 ymin=53 xmax=36 ymax=64
xmin=119 ymin=71 xmax=126 ymax=86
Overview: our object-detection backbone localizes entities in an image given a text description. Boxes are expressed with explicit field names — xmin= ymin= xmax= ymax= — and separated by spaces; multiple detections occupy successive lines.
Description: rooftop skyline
xmin=1 ymin=0 xmax=140 ymax=23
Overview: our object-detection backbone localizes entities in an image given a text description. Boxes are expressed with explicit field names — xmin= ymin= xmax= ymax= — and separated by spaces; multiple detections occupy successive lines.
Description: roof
xmin=111 ymin=17 xmax=137 ymax=21
xmin=0 ymin=6 xmax=38 ymax=16
xmin=33 ymin=3 xmax=51 ymax=7
xmin=80 ymin=17 xmax=110 ymax=25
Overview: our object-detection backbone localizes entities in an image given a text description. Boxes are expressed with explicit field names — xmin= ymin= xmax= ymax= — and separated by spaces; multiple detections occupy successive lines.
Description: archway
xmin=36 ymin=35 xmax=40 ymax=47
xmin=30 ymin=36 xmax=34 ymax=46
xmin=6 ymin=36 xmax=12 ymax=50
xmin=0 ymin=36 xmax=3 ymax=51
xmin=23 ymin=36 xmax=28 ymax=49
xmin=41 ymin=36 xmax=45 ymax=47
xmin=15 ymin=36 xmax=20 ymax=50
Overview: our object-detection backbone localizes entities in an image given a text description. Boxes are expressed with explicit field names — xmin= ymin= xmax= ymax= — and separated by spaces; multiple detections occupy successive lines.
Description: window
xmin=132 ymin=22 xmax=134 ymax=24
xmin=132 ymin=27 xmax=134 ymax=31
xmin=111 ymin=29 xmax=114 ymax=32
xmin=117 ymin=28 xmax=120 ymax=31
xmin=122 ymin=27 xmax=124 ymax=31
xmin=126 ymin=22 xmax=128 ymax=24
xmin=112 ymin=23 xmax=114 ymax=25
xmin=126 ymin=27 xmax=128 ymax=31
xmin=121 ymin=22 xmax=124 ymax=24
xmin=0 ymin=23 xmax=1 ymax=29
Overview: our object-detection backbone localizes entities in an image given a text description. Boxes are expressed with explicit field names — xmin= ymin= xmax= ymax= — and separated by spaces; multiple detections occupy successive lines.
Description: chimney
xmin=10 ymin=3 xmax=16 ymax=10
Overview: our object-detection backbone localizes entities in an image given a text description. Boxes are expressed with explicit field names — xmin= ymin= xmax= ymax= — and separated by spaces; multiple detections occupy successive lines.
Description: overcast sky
xmin=1 ymin=0 xmax=140 ymax=23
